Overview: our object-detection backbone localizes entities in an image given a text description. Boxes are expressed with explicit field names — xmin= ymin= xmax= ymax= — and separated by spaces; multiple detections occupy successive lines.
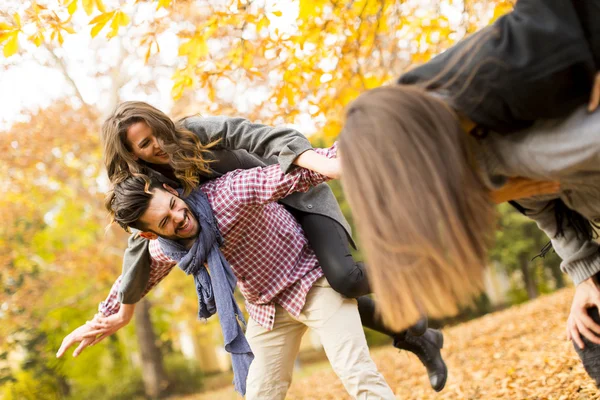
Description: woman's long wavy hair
xmin=339 ymin=85 xmax=495 ymax=330
xmin=101 ymin=101 xmax=218 ymax=212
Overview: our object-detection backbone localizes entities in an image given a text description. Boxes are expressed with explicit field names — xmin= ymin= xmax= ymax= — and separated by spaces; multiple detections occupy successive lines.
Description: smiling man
xmin=59 ymin=144 xmax=409 ymax=399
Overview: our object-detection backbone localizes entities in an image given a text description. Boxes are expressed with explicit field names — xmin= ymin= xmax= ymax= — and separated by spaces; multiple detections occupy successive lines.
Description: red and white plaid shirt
xmin=99 ymin=144 xmax=337 ymax=330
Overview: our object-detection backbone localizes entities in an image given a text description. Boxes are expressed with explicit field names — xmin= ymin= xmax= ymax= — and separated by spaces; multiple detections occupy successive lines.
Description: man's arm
xmin=57 ymin=243 xmax=176 ymax=358
xmin=515 ymin=198 xmax=600 ymax=348
xmin=223 ymin=144 xmax=337 ymax=206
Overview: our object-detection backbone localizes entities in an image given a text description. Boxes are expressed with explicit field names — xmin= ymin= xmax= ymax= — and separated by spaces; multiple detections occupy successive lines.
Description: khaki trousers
xmin=245 ymin=278 xmax=395 ymax=399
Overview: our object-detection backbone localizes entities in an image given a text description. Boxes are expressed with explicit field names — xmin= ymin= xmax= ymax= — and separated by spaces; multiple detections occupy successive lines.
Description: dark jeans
xmin=289 ymin=208 xmax=403 ymax=338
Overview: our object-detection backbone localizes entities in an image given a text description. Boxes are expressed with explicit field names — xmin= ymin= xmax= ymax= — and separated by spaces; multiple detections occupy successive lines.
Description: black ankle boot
xmin=394 ymin=329 xmax=448 ymax=392
xmin=407 ymin=317 xmax=428 ymax=336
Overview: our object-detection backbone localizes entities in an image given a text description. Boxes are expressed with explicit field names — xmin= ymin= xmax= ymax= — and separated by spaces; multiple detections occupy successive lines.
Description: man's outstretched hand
xmin=56 ymin=323 xmax=98 ymax=358
xmin=57 ymin=304 xmax=135 ymax=358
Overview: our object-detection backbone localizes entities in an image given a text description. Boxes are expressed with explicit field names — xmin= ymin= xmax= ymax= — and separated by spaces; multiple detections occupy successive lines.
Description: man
xmin=58 ymin=144 xmax=444 ymax=398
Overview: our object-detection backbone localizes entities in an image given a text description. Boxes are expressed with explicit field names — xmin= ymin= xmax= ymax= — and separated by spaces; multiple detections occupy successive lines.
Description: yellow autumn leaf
xmin=363 ymin=75 xmax=384 ymax=90
xmin=207 ymin=83 xmax=216 ymax=101
xmin=3 ymin=31 xmax=19 ymax=57
xmin=299 ymin=0 xmax=321 ymax=22
xmin=157 ymin=0 xmax=172 ymax=10
xmin=0 ymin=32 xmax=11 ymax=43
xmin=256 ymin=16 xmax=270 ymax=32
xmin=0 ymin=22 xmax=13 ymax=32
xmin=491 ymin=1 xmax=514 ymax=23
xmin=28 ymin=32 xmax=44 ymax=47
xmin=284 ymin=84 xmax=295 ymax=106
xmin=274 ymin=86 xmax=285 ymax=106
xmin=119 ymin=11 xmax=131 ymax=26
xmin=108 ymin=10 xmax=130 ymax=39
xmin=272 ymin=11 xmax=282 ymax=17
xmin=95 ymin=0 xmax=106 ymax=13
xmin=171 ymin=82 xmax=184 ymax=100
xmin=179 ymin=36 xmax=208 ymax=64
xmin=242 ymin=52 xmax=253 ymax=69
xmin=82 ymin=0 xmax=94 ymax=15
xmin=90 ymin=19 xmax=110 ymax=38
xmin=89 ymin=11 xmax=115 ymax=26
xmin=89 ymin=11 xmax=116 ymax=38
xmin=108 ymin=16 xmax=120 ymax=38
xmin=67 ymin=0 xmax=77 ymax=15
xmin=144 ymin=45 xmax=152 ymax=63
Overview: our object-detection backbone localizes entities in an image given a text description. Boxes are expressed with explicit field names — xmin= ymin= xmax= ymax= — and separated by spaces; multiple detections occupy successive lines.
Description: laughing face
xmin=126 ymin=121 xmax=170 ymax=165
xmin=138 ymin=185 xmax=200 ymax=247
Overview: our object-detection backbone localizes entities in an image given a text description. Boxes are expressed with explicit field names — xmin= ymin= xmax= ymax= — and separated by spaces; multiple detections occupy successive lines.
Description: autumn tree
xmin=1 ymin=0 xmax=513 ymax=134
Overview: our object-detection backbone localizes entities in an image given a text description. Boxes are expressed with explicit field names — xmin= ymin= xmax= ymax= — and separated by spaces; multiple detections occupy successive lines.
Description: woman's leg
xmin=290 ymin=208 xmax=405 ymax=333
xmin=291 ymin=209 xmax=448 ymax=391
xmin=288 ymin=207 xmax=371 ymax=298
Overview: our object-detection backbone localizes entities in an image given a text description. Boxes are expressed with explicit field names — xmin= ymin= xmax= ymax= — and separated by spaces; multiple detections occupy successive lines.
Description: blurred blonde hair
xmin=339 ymin=85 xmax=495 ymax=330
xmin=101 ymin=101 xmax=218 ymax=213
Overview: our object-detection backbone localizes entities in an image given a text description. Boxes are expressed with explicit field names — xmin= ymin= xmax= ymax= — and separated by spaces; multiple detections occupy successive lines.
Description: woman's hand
xmin=588 ymin=71 xmax=600 ymax=112
xmin=490 ymin=177 xmax=560 ymax=204
xmin=293 ymin=149 xmax=341 ymax=179
xmin=567 ymin=277 xmax=600 ymax=349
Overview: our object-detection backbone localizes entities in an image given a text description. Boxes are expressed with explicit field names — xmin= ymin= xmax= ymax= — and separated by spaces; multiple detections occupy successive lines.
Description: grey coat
xmin=473 ymin=105 xmax=600 ymax=285
xmin=117 ymin=116 xmax=351 ymax=304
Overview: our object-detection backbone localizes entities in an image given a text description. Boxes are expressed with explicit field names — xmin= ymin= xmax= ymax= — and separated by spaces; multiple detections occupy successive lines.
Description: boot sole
xmin=431 ymin=330 xmax=447 ymax=392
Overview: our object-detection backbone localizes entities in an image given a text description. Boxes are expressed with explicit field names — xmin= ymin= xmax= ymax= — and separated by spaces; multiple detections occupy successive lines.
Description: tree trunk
xmin=549 ymin=262 xmax=565 ymax=289
xmin=134 ymin=298 xmax=168 ymax=398
xmin=520 ymin=254 xmax=538 ymax=300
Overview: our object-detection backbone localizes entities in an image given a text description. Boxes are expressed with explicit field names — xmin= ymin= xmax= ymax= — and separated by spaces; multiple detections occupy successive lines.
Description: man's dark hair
xmin=108 ymin=174 xmax=163 ymax=232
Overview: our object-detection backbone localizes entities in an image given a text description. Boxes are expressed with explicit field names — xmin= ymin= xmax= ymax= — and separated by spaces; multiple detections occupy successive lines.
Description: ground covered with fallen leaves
xmin=176 ymin=288 xmax=600 ymax=399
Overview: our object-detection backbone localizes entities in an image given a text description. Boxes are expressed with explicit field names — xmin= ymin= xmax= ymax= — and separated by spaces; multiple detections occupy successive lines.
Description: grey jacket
xmin=399 ymin=0 xmax=599 ymax=134
xmin=117 ymin=116 xmax=351 ymax=304
xmin=473 ymin=105 xmax=600 ymax=284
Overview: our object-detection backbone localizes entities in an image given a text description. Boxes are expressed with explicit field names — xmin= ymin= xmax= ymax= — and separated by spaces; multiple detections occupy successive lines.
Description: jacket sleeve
xmin=182 ymin=116 xmax=313 ymax=173
xmin=398 ymin=0 xmax=597 ymax=133
xmin=515 ymin=198 xmax=600 ymax=285
xmin=118 ymin=232 xmax=151 ymax=304
xmin=101 ymin=239 xmax=177 ymax=315
xmin=572 ymin=1 xmax=600 ymax=68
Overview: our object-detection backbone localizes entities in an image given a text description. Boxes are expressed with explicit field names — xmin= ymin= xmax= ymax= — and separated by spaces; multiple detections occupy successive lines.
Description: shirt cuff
xmin=563 ymin=250 xmax=600 ymax=285
xmin=278 ymin=138 xmax=313 ymax=174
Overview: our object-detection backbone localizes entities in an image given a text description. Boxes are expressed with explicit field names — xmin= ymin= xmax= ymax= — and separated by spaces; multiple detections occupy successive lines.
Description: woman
xmin=94 ymin=101 xmax=447 ymax=390
xmin=338 ymin=0 xmax=600 ymax=386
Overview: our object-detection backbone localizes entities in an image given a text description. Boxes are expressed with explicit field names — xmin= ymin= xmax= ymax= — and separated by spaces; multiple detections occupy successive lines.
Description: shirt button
xmin=307 ymin=204 xmax=313 ymax=209
xmin=258 ymin=292 xmax=263 ymax=297
xmin=241 ymin=276 xmax=246 ymax=282
xmin=270 ymin=315 xmax=274 ymax=320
